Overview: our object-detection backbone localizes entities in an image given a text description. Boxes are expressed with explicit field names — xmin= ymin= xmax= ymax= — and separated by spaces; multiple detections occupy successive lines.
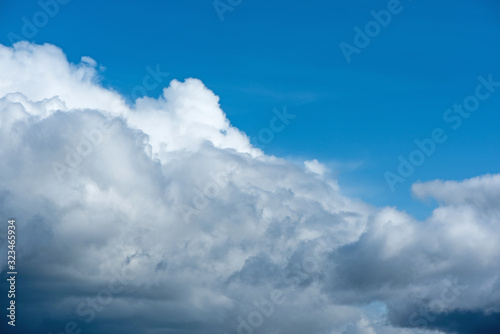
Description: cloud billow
xmin=0 ymin=42 xmax=498 ymax=334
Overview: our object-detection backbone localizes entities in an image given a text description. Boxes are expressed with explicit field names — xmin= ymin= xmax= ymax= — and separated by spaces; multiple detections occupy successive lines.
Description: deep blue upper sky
xmin=1 ymin=0 xmax=499 ymax=218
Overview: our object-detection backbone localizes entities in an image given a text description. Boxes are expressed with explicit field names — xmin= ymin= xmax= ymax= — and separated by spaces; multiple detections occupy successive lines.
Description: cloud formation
xmin=0 ymin=42 xmax=499 ymax=334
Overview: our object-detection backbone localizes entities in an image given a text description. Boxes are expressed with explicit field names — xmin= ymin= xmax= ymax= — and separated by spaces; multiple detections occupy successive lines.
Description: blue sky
xmin=2 ymin=0 xmax=500 ymax=218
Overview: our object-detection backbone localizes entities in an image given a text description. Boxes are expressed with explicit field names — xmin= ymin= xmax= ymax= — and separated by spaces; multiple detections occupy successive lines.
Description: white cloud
xmin=305 ymin=159 xmax=328 ymax=176
xmin=0 ymin=42 xmax=499 ymax=334
xmin=412 ymin=174 xmax=500 ymax=212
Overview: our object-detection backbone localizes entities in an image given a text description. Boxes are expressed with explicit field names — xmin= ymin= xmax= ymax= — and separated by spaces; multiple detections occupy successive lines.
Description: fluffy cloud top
xmin=412 ymin=174 xmax=500 ymax=211
xmin=0 ymin=42 xmax=499 ymax=334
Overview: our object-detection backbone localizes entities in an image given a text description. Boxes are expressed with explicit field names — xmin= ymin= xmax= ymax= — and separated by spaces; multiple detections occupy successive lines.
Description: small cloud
xmin=304 ymin=159 xmax=328 ymax=176
xmin=81 ymin=56 xmax=97 ymax=67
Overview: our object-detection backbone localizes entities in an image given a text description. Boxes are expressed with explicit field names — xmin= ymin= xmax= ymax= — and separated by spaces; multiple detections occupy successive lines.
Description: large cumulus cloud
xmin=0 ymin=42 xmax=498 ymax=334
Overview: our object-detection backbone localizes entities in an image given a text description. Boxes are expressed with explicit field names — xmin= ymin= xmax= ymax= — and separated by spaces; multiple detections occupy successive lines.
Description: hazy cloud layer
xmin=0 ymin=42 xmax=498 ymax=334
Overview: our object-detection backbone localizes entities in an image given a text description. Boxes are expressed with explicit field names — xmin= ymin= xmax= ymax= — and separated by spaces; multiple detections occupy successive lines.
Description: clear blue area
xmin=1 ymin=0 xmax=499 ymax=219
